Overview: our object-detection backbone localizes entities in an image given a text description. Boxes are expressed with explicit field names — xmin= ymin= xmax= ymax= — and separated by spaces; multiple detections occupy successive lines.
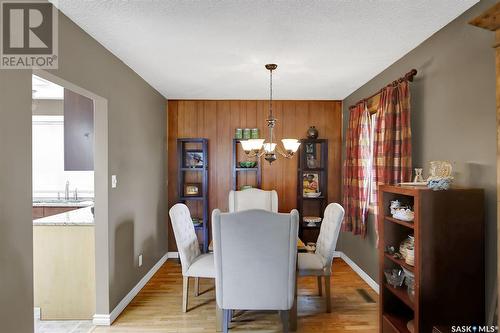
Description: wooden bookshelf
xmin=297 ymin=139 xmax=328 ymax=243
xmin=232 ymin=139 xmax=262 ymax=190
xmin=177 ymin=138 xmax=209 ymax=253
xmin=378 ymin=185 xmax=485 ymax=333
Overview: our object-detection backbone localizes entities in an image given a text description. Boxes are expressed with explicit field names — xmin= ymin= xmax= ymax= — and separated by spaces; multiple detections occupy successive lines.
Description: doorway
xmin=32 ymin=69 xmax=109 ymax=332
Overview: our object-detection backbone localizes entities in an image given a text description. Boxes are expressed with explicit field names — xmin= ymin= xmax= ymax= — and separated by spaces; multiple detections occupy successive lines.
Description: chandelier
xmin=240 ymin=64 xmax=301 ymax=164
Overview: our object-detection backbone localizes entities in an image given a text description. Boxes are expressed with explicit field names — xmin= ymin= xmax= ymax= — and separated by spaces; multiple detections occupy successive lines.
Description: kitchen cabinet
xmin=33 ymin=206 xmax=79 ymax=219
xmin=64 ymin=88 xmax=94 ymax=171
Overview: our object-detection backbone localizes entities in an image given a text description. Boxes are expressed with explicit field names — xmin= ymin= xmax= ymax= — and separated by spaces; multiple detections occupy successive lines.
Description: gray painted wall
xmin=339 ymin=0 xmax=497 ymax=319
xmin=0 ymin=10 xmax=167 ymax=332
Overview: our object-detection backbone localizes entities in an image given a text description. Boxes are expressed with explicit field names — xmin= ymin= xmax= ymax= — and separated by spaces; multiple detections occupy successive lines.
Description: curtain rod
xmin=348 ymin=69 xmax=417 ymax=110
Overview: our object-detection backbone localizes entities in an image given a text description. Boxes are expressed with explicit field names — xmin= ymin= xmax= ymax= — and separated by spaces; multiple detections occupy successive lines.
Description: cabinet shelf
xmin=301 ymin=196 xmax=326 ymax=200
xmin=235 ymin=167 xmax=259 ymax=172
xmin=299 ymin=167 xmax=325 ymax=172
xmin=384 ymin=284 xmax=414 ymax=310
xmin=384 ymin=253 xmax=414 ymax=272
xmin=385 ymin=216 xmax=414 ymax=229
xmin=180 ymin=167 xmax=207 ymax=171
xmin=383 ymin=314 xmax=411 ymax=333
xmin=179 ymin=196 xmax=204 ymax=201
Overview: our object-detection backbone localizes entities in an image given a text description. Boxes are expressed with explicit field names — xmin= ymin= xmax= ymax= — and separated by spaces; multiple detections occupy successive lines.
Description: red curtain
xmin=372 ymin=81 xmax=413 ymax=214
xmin=343 ymin=102 xmax=372 ymax=236
xmin=343 ymin=80 xmax=412 ymax=238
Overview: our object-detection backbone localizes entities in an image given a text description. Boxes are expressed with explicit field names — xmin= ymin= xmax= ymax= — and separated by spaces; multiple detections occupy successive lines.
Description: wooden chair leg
xmin=317 ymin=276 xmax=323 ymax=296
xmin=223 ymin=309 xmax=231 ymax=333
xmin=182 ymin=276 xmax=189 ymax=312
xmin=325 ymin=275 xmax=331 ymax=313
xmin=280 ymin=310 xmax=289 ymax=333
xmin=194 ymin=277 xmax=200 ymax=296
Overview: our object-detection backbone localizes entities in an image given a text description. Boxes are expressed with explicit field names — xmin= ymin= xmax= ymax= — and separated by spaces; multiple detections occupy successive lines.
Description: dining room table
xmin=215 ymin=238 xmax=307 ymax=331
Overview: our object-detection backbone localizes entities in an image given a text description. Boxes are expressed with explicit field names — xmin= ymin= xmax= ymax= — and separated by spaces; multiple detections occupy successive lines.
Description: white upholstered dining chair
xmin=297 ymin=203 xmax=344 ymax=313
xmin=212 ymin=209 xmax=299 ymax=332
xmin=228 ymin=188 xmax=278 ymax=212
xmin=208 ymin=188 xmax=280 ymax=252
xmin=169 ymin=203 xmax=215 ymax=312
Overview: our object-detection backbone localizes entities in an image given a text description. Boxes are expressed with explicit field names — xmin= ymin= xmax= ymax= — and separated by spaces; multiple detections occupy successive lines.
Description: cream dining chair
xmin=297 ymin=203 xmax=344 ymax=313
xmin=169 ymin=203 xmax=215 ymax=312
xmin=208 ymin=188 xmax=279 ymax=252
xmin=212 ymin=209 xmax=299 ymax=332
xmin=228 ymin=188 xmax=278 ymax=212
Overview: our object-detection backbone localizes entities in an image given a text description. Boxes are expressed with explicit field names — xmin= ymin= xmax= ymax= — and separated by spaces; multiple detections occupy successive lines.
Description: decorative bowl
xmin=427 ymin=177 xmax=453 ymax=191
xmin=239 ymin=161 xmax=257 ymax=168
xmin=392 ymin=208 xmax=414 ymax=221
xmin=304 ymin=216 xmax=322 ymax=226
xmin=384 ymin=269 xmax=405 ymax=288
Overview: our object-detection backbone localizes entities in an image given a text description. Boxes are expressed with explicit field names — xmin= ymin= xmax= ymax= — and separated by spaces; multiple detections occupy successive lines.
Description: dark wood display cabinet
xmin=297 ymin=139 xmax=328 ymax=243
xmin=232 ymin=139 xmax=262 ymax=190
xmin=378 ymin=185 xmax=485 ymax=333
xmin=177 ymin=138 xmax=209 ymax=253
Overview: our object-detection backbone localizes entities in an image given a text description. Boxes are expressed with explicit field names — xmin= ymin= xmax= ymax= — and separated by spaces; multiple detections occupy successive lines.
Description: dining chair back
xmin=228 ymin=188 xmax=278 ymax=212
xmin=297 ymin=202 xmax=344 ymax=313
xmin=212 ymin=208 xmax=299 ymax=332
xmin=169 ymin=203 xmax=215 ymax=312
xmin=315 ymin=203 xmax=345 ymax=272
xmin=169 ymin=203 xmax=201 ymax=275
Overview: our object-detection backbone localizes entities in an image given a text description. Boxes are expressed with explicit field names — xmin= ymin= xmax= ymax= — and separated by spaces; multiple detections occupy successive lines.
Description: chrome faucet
xmin=65 ymin=181 xmax=70 ymax=200
xmin=74 ymin=188 xmax=78 ymax=201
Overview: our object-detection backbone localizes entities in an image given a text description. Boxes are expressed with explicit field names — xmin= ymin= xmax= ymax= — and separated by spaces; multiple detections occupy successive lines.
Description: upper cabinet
xmin=64 ymin=88 xmax=94 ymax=171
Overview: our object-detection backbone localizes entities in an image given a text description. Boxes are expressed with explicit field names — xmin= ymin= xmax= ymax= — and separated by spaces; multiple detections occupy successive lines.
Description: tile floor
xmin=35 ymin=320 xmax=94 ymax=333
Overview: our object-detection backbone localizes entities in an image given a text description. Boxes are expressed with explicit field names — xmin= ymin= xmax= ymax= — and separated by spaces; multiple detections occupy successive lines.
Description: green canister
xmin=235 ymin=128 xmax=243 ymax=139
xmin=243 ymin=128 xmax=251 ymax=139
xmin=251 ymin=128 xmax=259 ymax=139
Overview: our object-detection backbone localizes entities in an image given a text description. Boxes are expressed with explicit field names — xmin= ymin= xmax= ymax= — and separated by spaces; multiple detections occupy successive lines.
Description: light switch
xmin=111 ymin=175 xmax=117 ymax=188
xmin=138 ymin=254 xmax=143 ymax=267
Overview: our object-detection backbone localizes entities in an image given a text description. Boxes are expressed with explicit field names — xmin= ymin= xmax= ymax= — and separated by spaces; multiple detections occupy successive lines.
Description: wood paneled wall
xmin=167 ymin=100 xmax=342 ymax=251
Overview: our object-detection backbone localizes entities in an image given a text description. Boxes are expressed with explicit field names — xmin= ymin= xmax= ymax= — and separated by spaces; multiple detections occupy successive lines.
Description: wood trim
xmin=470 ymin=6 xmax=500 ymax=324
xmin=166 ymin=100 xmax=342 ymax=251
xmin=469 ymin=2 xmax=500 ymax=31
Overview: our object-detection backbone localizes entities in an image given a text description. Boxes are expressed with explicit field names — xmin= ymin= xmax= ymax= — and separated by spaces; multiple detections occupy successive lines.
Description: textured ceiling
xmin=52 ymin=0 xmax=478 ymax=100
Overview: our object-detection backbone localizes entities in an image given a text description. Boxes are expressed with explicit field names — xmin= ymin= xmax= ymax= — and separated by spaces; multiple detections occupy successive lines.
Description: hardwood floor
xmin=92 ymin=258 xmax=378 ymax=333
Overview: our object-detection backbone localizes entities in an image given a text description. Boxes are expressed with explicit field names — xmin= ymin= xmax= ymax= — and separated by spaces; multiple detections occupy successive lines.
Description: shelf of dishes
xmin=384 ymin=266 xmax=416 ymax=309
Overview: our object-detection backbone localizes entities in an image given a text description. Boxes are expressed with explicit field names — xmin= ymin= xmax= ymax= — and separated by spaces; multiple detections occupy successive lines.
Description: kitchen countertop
xmin=33 ymin=199 xmax=94 ymax=207
xmin=33 ymin=206 xmax=94 ymax=226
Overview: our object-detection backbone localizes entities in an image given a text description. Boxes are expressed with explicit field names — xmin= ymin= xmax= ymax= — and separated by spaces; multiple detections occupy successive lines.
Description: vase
xmin=307 ymin=126 xmax=318 ymax=139
xmin=413 ymin=168 xmax=424 ymax=183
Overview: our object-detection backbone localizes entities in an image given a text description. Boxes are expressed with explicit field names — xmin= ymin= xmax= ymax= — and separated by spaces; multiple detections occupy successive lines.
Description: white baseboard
xmin=164 ymin=250 xmax=378 ymax=293
xmin=34 ymin=307 xmax=40 ymax=320
xmin=92 ymin=314 xmax=111 ymax=326
xmin=167 ymin=251 xmax=179 ymax=259
xmin=338 ymin=252 xmax=379 ymax=294
xmin=93 ymin=252 xmax=168 ymax=326
xmin=92 ymin=250 xmax=377 ymax=327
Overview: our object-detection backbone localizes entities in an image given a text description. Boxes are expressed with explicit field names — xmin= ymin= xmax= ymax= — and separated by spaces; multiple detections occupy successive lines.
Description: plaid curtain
xmin=343 ymin=102 xmax=372 ymax=236
xmin=372 ymin=80 xmax=412 ymax=215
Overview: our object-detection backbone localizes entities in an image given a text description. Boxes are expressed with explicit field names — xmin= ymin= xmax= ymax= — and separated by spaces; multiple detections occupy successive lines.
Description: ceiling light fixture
xmin=240 ymin=64 xmax=300 ymax=164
